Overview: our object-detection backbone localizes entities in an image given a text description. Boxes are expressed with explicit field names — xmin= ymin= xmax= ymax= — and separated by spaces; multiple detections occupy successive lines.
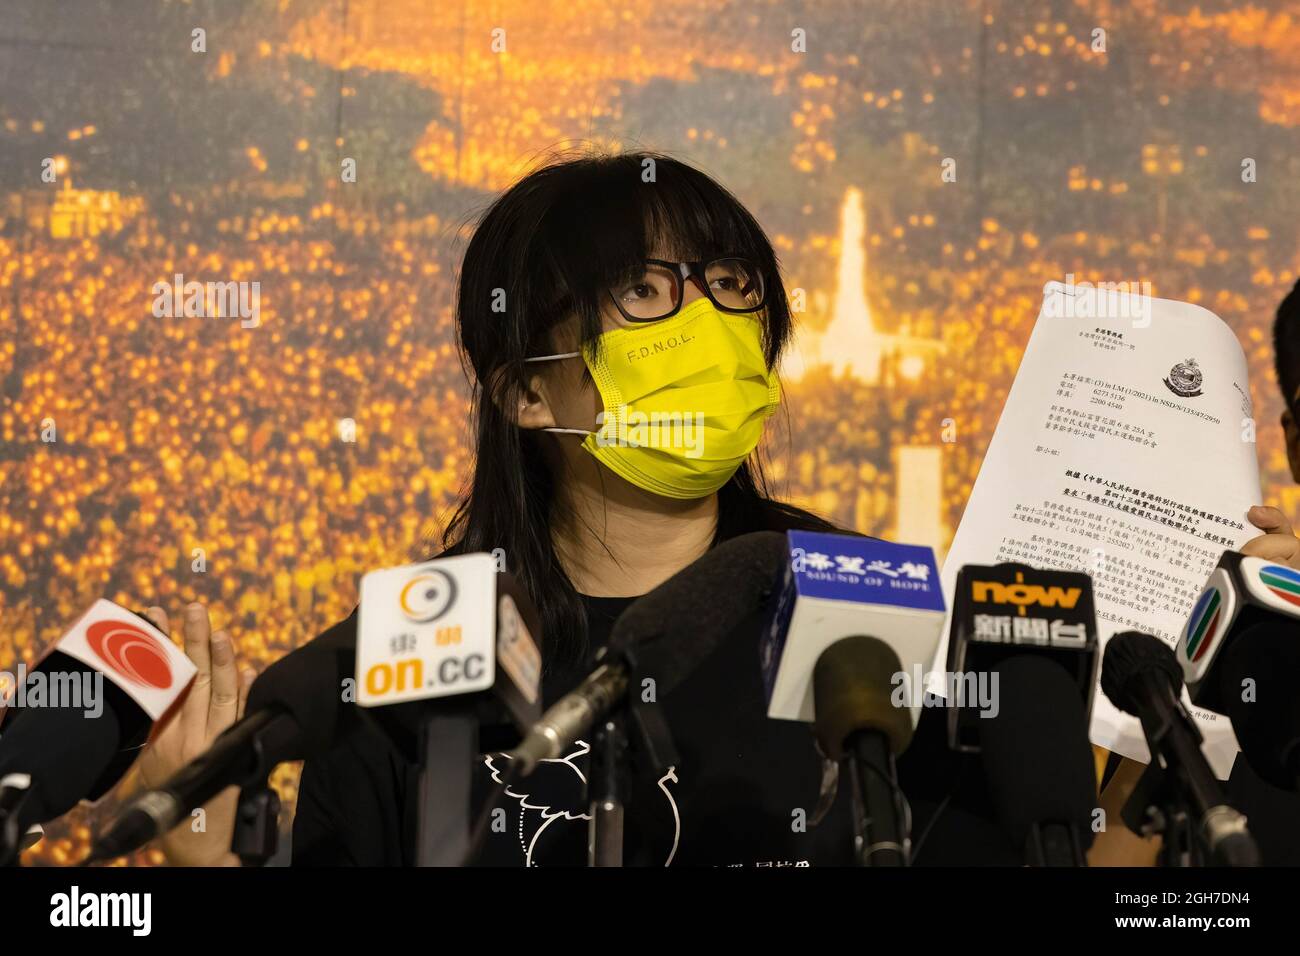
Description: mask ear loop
xmin=520 ymin=352 xmax=595 ymax=435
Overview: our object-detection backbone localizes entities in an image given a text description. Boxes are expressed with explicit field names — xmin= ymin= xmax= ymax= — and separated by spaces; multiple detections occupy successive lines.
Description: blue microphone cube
xmin=760 ymin=531 xmax=946 ymax=727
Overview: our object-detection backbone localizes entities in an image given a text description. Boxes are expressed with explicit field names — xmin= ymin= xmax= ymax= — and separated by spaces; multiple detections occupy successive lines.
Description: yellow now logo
xmin=971 ymin=579 xmax=1083 ymax=611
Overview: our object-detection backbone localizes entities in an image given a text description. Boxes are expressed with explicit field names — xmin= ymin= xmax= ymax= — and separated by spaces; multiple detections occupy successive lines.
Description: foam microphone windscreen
xmin=1100 ymin=630 xmax=1184 ymax=716
xmin=980 ymin=654 xmax=1097 ymax=848
xmin=245 ymin=621 xmax=358 ymax=760
xmin=812 ymin=636 xmax=913 ymax=760
xmin=1216 ymin=621 xmax=1300 ymax=789
xmin=610 ymin=530 xmax=789 ymax=692
xmin=0 ymin=658 xmax=128 ymax=821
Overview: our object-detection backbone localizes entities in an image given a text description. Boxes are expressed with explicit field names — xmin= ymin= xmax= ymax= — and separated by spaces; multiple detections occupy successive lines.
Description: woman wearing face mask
xmin=288 ymin=151 xmax=895 ymax=867
xmin=139 ymin=151 xmax=1300 ymax=867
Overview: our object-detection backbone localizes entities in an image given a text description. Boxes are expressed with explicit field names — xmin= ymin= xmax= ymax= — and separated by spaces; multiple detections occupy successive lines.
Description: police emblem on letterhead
xmin=1163 ymin=358 xmax=1203 ymax=398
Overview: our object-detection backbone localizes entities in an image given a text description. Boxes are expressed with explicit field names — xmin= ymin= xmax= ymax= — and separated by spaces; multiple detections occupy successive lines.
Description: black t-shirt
xmin=292 ymin=507 xmax=1023 ymax=866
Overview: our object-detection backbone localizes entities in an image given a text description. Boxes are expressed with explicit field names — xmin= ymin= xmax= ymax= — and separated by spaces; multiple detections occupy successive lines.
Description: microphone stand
xmin=587 ymin=715 xmax=627 ymax=867
xmin=1122 ymin=761 xmax=1205 ymax=867
xmin=415 ymin=710 xmax=478 ymax=867
xmin=844 ymin=729 xmax=908 ymax=866
xmin=231 ymin=783 xmax=281 ymax=866
xmin=1025 ymin=822 xmax=1088 ymax=866
xmin=1126 ymin=672 xmax=1258 ymax=867
xmin=585 ymin=653 xmax=679 ymax=867
xmin=0 ymin=775 xmax=35 ymax=867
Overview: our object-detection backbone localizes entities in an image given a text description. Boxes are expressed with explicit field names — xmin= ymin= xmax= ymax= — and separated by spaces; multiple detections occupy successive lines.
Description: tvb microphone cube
xmin=761 ymin=531 xmax=946 ymax=730
xmin=1178 ymin=551 xmax=1300 ymax=713
xmin=946 ymin=564 xmax=1098 ymax=753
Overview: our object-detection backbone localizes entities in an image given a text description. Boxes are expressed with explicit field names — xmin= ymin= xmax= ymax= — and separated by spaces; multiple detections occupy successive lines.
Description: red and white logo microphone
xmin=85 ymin=620 xmax=175 ymax=690
xmin=41 ymin=599 xmax=197 ymax=739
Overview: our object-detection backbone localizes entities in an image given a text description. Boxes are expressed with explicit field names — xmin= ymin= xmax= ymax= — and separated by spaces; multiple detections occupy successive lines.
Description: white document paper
xmin=937 ymin=281 xmax=1261 ymax=777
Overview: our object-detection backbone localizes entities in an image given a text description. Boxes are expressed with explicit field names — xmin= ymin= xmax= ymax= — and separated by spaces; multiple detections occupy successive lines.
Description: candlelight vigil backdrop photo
xmin=1 ymin=0 xmax=1299 ymax=865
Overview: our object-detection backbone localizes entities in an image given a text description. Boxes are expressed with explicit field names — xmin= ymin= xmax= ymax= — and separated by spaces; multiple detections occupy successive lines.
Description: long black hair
xmin=443 ymin=148 xmax=835 ymax=671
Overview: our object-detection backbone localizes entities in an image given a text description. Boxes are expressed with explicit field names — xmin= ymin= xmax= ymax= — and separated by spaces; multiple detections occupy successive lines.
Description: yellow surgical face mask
xmin=526 ymin=296 xmax=781 ymax=499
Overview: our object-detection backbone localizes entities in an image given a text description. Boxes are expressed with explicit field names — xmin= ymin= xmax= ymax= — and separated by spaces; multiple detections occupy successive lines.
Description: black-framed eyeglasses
xmin=606 ymin=257 xmax=767 ymax=323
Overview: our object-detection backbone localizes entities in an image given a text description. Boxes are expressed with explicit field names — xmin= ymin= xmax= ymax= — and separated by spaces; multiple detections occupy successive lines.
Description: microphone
xmin=1101 ymin=632 xmax=1259 ymax=866
xmin=356 ymin=555 xmax=544 ymax=866
xmin=86 ymin=620 xmax=356 ymax=863
xmin=1213 ymin=625 xmax=1300 ymax=791
xmin=978 ymin=655 xmax=1097 ymax=865
xmin=812 ymin=636 xmax=914 ymax=865
xmin=92 ymin=556 xmax=543 ymax=865
xmin=759 ymin=531 xmax=946 ymax=866
xmin=356 ymin=555 xmax=543 ymax=755
xmin=501 ymin=531 xmax=788 ymax=867
xmin=0 ymin=600 xmax=197 ymax=863
xmin=509 ymin=530 xmax=790 ymax=774
xmin=761 ymin=531 xmax=947 ymax=728
xmin=1177 ymin=551 xmax=1300 ymax=790
xmin=945 ymin=563 xmax=1097 ymax=752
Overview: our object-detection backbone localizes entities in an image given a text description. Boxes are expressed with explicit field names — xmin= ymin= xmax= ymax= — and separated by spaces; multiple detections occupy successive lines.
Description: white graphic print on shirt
xmin=483 ymin=740 xmax=681 ymax=866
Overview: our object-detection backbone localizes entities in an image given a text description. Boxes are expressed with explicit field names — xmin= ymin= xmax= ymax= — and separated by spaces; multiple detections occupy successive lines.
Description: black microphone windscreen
xmin=812 ymin=635 xmax=912 ymax=759
xmin=245 ymin=629 xmax=354 ymax=760
xmin=610 ymin=530 xmax=788 ymax=691
xmin=1217 ymin=621 xmax=1300 ymax=790
xmin=0 ymin=659 xmax=127 ymax=820
xmin=980 ymin=654 xmax=1097 ymax=849
xmin=1100 ymin=630 xmax=1183 ymax=717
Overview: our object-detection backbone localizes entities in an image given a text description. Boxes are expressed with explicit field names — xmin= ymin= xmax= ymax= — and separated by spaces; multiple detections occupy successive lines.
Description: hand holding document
xmin=938 ymin=280 xmax=1260 ymax=777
